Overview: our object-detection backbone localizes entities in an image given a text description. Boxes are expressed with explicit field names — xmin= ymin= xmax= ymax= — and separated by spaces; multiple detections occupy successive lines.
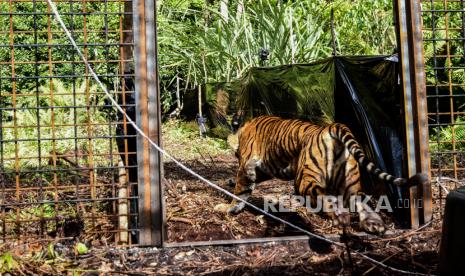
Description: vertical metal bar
xmin=32 ymin=0 xmax=44 ymax=238
xmin=119 ymin=0 xmax=132 ymax=245
xmin=461 ymin=0 xmax=465 ymax=192
xmin=145 ymin=0 xmax=164 ymax=246
xmin=83 ymin=0 xmax=90 ymax=183
xmin=133 ymin=0 xmax=150 ymax=246
xmin=133 ymin=0 xmax=163 ymax=246
xmin=430 ymin=0 xmax=443 ymax=213
xmin=0 ymin=53 xmax=4 ymax=242
xmin=461 ymin=0 xmax=465 ymax=74
xmin=82 ymin=0 xmax=97 ymax=233
xmin=46 ymin=0 xmax=59 ymax=236
xmin=395 ymin=0 xmax=433 ymax=228
xmin=69 ymin=0 xmax=81 ymax=216
xmin=443 ymin=0 xmax=458 ymax=179
xmin=9 ymin=0 xmax=20 ymax=238
xmin=102 ymin=0 xmax=119 ymax=244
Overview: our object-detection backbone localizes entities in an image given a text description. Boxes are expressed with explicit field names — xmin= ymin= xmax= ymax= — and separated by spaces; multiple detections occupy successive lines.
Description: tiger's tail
xmin=331 ymin=124 xmax=427 ymax=187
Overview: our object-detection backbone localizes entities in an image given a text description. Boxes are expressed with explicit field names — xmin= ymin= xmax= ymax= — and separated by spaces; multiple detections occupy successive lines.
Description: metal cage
xmin=0 ymin=0 xmax=144 ymax=246
xmin=0 ymin=0 xmax=447 ymax=248
xmin=421 ymin=0 xmax=465 ymax=218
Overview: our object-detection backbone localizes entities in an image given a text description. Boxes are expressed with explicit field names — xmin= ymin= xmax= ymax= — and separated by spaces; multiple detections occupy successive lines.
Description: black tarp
xmin=333 ymin=56 xmax=408 ymax=223
xmin=202 ymin=55 xmax=409 ymax=223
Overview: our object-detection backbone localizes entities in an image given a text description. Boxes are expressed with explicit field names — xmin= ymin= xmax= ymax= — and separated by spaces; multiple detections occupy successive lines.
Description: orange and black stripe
xmin=328 ymin=123 xmax=409 ymax=187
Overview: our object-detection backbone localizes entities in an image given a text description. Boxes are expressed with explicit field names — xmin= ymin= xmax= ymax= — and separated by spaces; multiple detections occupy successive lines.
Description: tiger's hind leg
xmin=343 ymin=157 xmax=386 ymax=234
xmin=336 ymin=153 xmax=386 ymax=234
xmin=320 ymin=190 xmax=351 ymax=228
xmin=298 ymin=180 xmax=351 ymax=228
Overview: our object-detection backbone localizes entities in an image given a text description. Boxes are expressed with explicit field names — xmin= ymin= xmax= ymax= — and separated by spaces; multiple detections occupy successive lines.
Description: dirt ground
xmin=164 ymin=154 xmax=390 ymax=242
xmin=1 ymin=153 xmax=445 ymax=275
xmin=5 ymin=226 xmax=440 ymax=275
xmin=159 ymin=153 xmax=442 ymax=275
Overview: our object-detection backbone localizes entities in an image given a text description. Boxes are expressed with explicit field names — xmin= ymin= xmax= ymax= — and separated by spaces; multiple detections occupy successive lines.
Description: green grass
xmin=162 ymin=119 xmax=231 ymax=161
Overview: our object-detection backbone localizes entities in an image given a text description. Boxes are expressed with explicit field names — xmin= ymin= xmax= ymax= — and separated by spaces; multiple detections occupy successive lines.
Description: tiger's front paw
xmin=213 ymin=202 xmax=245 ymax=214
xmin=214 ymin=203 xmax=231 ymax=213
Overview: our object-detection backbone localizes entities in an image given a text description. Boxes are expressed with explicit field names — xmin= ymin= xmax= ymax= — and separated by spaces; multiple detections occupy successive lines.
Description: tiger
xmin=216 ymin=115 xmax=428 ymax=234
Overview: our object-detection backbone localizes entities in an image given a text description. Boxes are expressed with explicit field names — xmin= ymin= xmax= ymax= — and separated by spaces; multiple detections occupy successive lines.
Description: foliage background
xmin=0 ymin=0 xmax=398 ymax=112
xmin=157 ymin=0 xmax=397 ymax=110
xmin=0 ymin=1 xmax=123 ymax=169
xmin=2 ymin=0 xmax=460 ymax=154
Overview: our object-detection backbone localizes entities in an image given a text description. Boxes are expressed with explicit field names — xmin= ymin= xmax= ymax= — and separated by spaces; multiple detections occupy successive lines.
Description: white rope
xmin=434 ymin=176 xmax=465 ymax=195
xmin=44 ymin=1 xmax=435 ymax=274
xmin=435 ymin=177 xmax=450 ymax=195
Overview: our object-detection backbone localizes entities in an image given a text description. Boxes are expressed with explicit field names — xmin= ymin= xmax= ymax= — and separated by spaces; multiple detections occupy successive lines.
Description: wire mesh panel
xmin=421 ymin=0 xmax=465 ymax=216
xmin=0 ymin=0 xmax=137 ymax=245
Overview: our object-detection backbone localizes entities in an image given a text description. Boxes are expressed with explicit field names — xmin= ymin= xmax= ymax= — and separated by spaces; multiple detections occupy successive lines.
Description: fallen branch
xmin=361 ymin=251 xmax=400 ymax=276
xmin=168 ymin=216 xmax=194 ymax=225
xmin=368 ymin=220 xmax=436 ymax=243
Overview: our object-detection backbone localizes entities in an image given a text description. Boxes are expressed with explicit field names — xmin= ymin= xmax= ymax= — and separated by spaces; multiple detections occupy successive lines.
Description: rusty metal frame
xmin=420 ymin=0 xmax=465 ymax=218
xmin=394 ymin=0 xmax=433 ymax=228
xmin=133 ymin=0 xmax=163 ymax=246
xmin=0 ymin=0 xmax=436 ymax=247
xmin=0 ymin=0 xmax=139 ymax=245
xmin=164 ymin=236 xmax=311 ymax=248
xmin=156 ymin=0 xmax=435 ymax=247
xmin=0 ymin=0 xmax=432 ymax=246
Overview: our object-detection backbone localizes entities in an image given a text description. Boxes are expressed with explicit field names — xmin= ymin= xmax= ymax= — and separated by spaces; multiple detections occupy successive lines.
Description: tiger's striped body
xmin=221 ymin=115 xmax=423 ymax=234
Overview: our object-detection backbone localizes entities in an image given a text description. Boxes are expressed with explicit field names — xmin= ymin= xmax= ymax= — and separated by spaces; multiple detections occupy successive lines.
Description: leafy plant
xmin=1 ymin=79 xmax=118 ymax=169
xmin=157 ymin=0 xmax=398 ymax=112
xmin=332 ymin=0 xmax=396 ymax=55
xmin=0 ymin=252 xmax=18 ymax=273
xmin=0 ymin=1 xmax=123 ymax=93
xmin=158 ymin=0 xmax=331 ymax=88
xmin=430 ymin=116 xmax=465 ymax=152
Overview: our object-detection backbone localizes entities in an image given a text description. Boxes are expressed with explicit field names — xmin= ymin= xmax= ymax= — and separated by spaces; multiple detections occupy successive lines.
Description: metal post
xmin=394 ymin=0 xmax=432 ymax=228
xmin=330 ymin=4 xmax=337 ymax=56
xmin=133 ymin=0 xmax=163 ymax=246
xmin=176 ymin=76 xmax=181 ymax=111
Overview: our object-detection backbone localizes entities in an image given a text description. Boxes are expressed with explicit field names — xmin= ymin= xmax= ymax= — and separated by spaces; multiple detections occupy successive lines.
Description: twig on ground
xmin=361 ymin=251 xmax=400 ymax=276
xmin=168 ymin=216 xmax=194 ymax=225
xmin=368 ymin=220 xmax=435 ymax=243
